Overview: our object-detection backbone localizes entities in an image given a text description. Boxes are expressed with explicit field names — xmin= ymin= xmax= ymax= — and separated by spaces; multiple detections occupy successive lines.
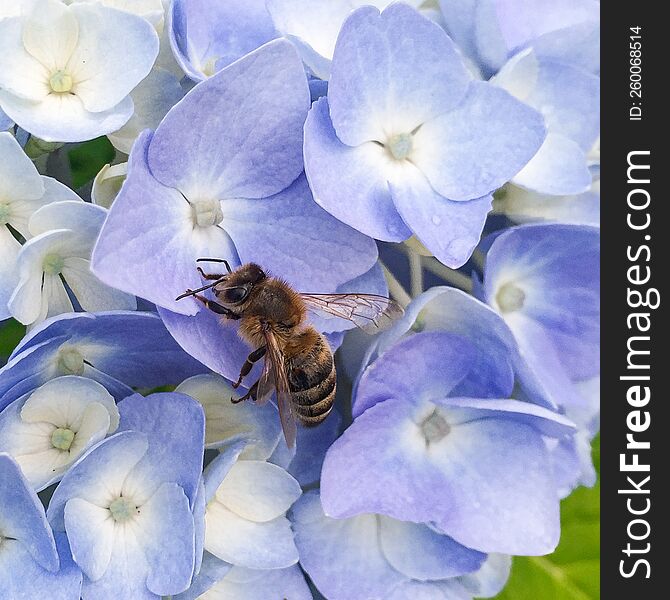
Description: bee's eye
xmin=224 ymin=286 xmax=249 ymax=304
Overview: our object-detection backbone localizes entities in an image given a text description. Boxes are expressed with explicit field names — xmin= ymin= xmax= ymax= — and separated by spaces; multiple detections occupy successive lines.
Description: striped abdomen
xmin=288 ymin=332 xmax=335 ymax=427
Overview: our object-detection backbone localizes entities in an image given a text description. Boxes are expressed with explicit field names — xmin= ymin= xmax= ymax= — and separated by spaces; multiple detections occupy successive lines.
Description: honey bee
xmin=176 ymin=259 xmax=403 ymax=447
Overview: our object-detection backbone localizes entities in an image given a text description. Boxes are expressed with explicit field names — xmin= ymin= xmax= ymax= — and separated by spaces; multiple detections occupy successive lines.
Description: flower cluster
xmin=1 ymin=1 xmax=599 ymax=598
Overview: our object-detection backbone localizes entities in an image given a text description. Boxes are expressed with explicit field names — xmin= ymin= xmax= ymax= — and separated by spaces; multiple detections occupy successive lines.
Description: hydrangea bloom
xmin=202 ymin=443 xmax=301 ymax=570
xmin=1 ymin=131 xmax=81 ymax=320
xmin=0 ymin=311 xmax=207 ymax=411
xmin=322 ymin=331 xmax=575 ymax=555
xmin=292 ymin=490 xmax=511 ymax=600
xmin=303 ymin=4 xmax=546 ymax=267
xmin=266 ymin=0 xmax=424 ymax=79
xmin=91 ymin=162 xmax=127 ymax=209
xmin=0 ymin=453 xmax=82 ymax=598
xmin=169 ymin=0 xmax=277 ymax=80
xmin=47 ymin=392 xmax=205 ymax=598
xmin=439 ymin=0 xmax=599 ymax=76
xmin=8 ymin=200 xmax=136 ymax=327
xmin=0 ymin=375 xmax=119 ymax=490
xmin=0 ymin=0 xmax=159 ymax=142
xmin=491 ymin=49 xmax=599 ymax=195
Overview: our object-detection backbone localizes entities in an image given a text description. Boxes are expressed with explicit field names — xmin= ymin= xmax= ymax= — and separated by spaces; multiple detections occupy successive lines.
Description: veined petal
xmin=216 ymin=461 xmax=301 ymax=522
xmin=22 ymin=0 xmax=79 ymax=72
xmin=62 ymin=256 xmax=137 ymax=312
xmin=67 ymin=3 xmax=159 ymax=113
xmin=0 ymin=131 xmax=45 ymax=201
xmin=411 ymin=81 xmax=546 ymax=201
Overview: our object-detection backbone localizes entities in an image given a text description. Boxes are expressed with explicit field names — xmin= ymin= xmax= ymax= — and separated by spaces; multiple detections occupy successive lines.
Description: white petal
xmin=29 ymin=199 xmax=105 ymax=243
xmin=21 ymin=375 xmax=118 ymax=431
xmin=216 ymin=461 xmax=301 ymax=522
xmin=205 ymin=500 xmax=299 ymax=569
xmin=91 ymin=162 xmax=127 ymax=209
xmin=22 ymin=0 xmax=79 ymax=72
xmin=0 ymin=88 xmax=134 ymax=143
xmin=62 ymin=256 xmax=136 ymax=311
xmin=64 ymin=497 xmax=116 ymax=581
xmin=68 ymin=3 xmax=159 ymax=113
xmin=0 ymin=16 xmax=50 ymax=101
xmin=0 ymin=226 xmax=21 ymax=321
xmin=0 ymin=131 xmax=44 ymax=201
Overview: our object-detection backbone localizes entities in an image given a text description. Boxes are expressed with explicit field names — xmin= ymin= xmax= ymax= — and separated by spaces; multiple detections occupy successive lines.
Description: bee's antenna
xmin=175 ymin=280 xmax=223 ymax=301
xmin=196 ymin=257 xmax=232 ymax=273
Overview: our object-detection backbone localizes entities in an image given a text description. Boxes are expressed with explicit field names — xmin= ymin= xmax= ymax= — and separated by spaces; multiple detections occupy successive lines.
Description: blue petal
xmin=291 ymin=491 xmax=406 ymax=600
xmin=304 ymin=97 xmax=411 ymax=241
xmin=118 ymin=392 xmax=205 ymax=506
xmin=169 ymin=0 xmax=277 ymax=81
xmin=328 ymin=4 xmax=470 ymax=146
xmin=148 ymin=39 xmax=309 ymax=201
xmin=221 ymin=174 xmax=378 ymax=291
xmin=0 ymin=453 xmax=58 ymax=571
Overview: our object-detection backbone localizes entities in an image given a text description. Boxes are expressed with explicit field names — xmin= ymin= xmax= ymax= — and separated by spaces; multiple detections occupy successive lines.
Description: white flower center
xmin=49 ymin=70 xmax=73 ymax=94
xmin=202 ymin=56 xmax=219 ymax=77
xmin=57 ymin=346 xmax=86 ymax=375
xmin=496 ymin=282 xmax=526 ymax=313
xmin=43 ymin=253 xmax=65 ymax=275
xmin=386 ymin=133 xmax=414 ymax=161
xmin=191 ymin=198 xmax=223 ymax=228
xmin=109 ymin=496 xmax=139 ymax=523
xmin=420 ymin=409 xmax=450 ymax=444
xmin=51 ymin=427 xmax=75 ymax=451
xmin=0 ymin=201 xmax=11 ymax=225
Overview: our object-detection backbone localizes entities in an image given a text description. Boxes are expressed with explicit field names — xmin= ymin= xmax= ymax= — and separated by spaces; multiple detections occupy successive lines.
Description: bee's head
xmin=213 ymin=263 xmax=266 ymax=306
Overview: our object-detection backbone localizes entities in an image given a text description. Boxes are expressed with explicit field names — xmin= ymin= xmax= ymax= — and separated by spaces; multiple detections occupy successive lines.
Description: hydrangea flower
xmin=91 ymin=162 xmax=127 ymax=209
xmin=303 ymin=4 xmax=545 ymax=267
xmin=92 ymin=39 xmax=377 ymax=315
xmin=477 ymin=223 xmax=600 ymax=423
xmin=292 ymin=490 xmax=510 ymax=600
xmin=0 ymin=375 xmax=119 ymax=490
xmin=491 ymin=49 xmax=599 ymax=195
xmin=202 ymin=442 xmax=302 ymax=570
xmin=266 ymin=0 xmax=424 ymax=79
xmin=1 ymin=131 xmax=81 ymax=320
xmin=8 ymin=200 xmax=136 ymax=327
xmin=0 ymin=311 xmax=207 ymax=411
xmin=322 ymin=331 xmax=575 ymax=555
xmin=169 ymin=0 xmax=278 ymax=80
xmin=439 ymin=0 xmax=599 ymax=77
xmin=47 ymin=392 xmax=205 ymax=598
xmin=0 ymin=453 xmax=82 ymax=598
xmin=0 ymin=0 xmax=159 ymax=142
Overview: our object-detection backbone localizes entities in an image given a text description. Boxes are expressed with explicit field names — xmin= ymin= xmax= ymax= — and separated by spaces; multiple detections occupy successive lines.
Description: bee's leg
xmin=232 ymin=381 xmax=258 ymax=404
xmin=233 ymin=346 xmax=267 ymax=389
xmin=196 ymin=266 xmax=226 ymax=281
xmin=188 ymin=290 xmax=240 ymax=319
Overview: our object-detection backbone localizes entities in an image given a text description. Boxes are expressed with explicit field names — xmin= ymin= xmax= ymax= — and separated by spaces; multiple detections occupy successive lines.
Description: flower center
xmin=191 ymin=198 xmax=223 ymax=228
xmin=496 ymin=282 xmax=526 ymax=313
xmin=49 ymin=70 xmax=73 ymax=94
xmin=43 ymin=253 xmax=64 ymax=275
xmin=51 ymin=427 xmax=75 ymax=451
xmin=109 ymin=496 xmax=139 ymax=523
xmin=386 ymin=133 xmax=413 ymax=161
xmin=57 ymin=346 xmax=86 ymax=375
xmin=202 ymin=56 xmax=219 ymax=77
xmin=0 ymin=201 xmax=11 ymax=225
xmin=420 ymin=409 xmax=450 ymax=444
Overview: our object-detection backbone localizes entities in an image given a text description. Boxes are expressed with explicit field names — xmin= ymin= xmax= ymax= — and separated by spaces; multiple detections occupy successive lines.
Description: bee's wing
xmin=300 ymin=293 xmax=404 ymax=334
xmin=256 ymin=325 xmax=297 ymax=448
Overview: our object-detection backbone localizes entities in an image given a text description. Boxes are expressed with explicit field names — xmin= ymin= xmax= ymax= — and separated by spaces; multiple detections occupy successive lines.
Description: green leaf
xmin=68 ymin=137 xmax=116 ymax=189
xmin=0 ymin=319 xmax=26 ymax=364
xmin=490 ymin=435 xmax=600 ymax=600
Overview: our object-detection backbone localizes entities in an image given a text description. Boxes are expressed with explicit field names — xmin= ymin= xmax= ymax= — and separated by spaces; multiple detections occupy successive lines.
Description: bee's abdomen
xmin=289 ymin=334 xmax=336 ymax=427
xmin=292 ymin=365 xmax=336 ymax=427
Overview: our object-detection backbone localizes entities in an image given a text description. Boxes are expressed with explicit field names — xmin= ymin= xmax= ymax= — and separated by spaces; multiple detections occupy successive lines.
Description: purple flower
xmin=303 ymin=4 xmax=545 ymax=267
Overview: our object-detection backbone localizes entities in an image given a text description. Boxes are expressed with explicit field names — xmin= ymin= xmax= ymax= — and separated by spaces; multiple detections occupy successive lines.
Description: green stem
xmin=421 ymin=257 xmax=473 ymax=293
xmin=380 ymin=262 xmax=412 ymax=308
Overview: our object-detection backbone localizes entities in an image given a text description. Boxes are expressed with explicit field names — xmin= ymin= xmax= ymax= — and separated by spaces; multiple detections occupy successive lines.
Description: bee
xmin=176 ymin=258 xmax=403 ymax=447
